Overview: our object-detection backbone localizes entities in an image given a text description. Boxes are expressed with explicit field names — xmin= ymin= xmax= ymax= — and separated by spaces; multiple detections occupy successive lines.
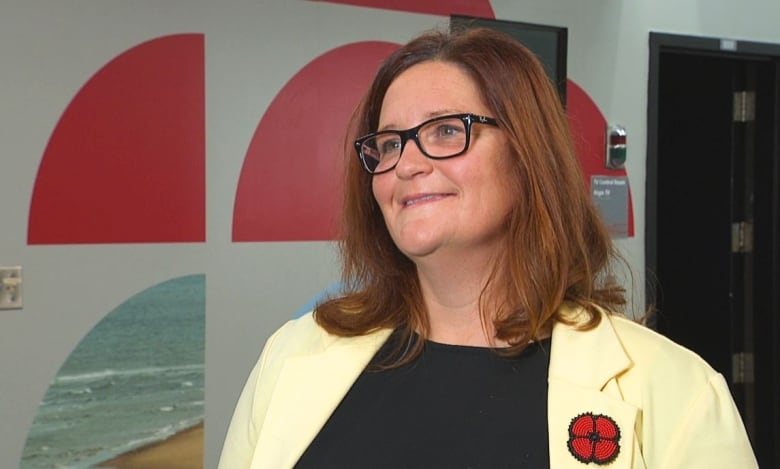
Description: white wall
xmin=1 ymin=1 xmax=778 ymax=467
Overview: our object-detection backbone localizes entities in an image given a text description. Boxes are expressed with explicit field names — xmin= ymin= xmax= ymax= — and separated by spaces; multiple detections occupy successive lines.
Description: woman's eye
xmin=380 ymin=139 xmax=401 ymax=154
xmin=434 ymin=124 xmax=462 ymax=138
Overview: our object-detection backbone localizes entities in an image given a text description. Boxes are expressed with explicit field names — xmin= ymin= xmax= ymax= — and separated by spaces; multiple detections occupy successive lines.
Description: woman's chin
xmin=395 ymin=238 xmax=443 ymax=261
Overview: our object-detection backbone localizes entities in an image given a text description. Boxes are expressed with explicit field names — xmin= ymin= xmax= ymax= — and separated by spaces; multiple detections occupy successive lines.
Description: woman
xmin=219 ymin=27 xmax=757 ymax=468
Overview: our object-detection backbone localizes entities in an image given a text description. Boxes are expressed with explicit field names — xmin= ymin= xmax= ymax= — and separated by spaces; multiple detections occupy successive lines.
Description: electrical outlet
xmin=0 ymin=266 xmax=23 ymax=310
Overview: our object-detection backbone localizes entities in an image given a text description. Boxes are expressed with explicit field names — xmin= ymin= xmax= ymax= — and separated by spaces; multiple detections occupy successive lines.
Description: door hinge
xmin=733 ymin=91 xmax=756 ymax=122
xmin=732 ymin=352 xmax=754 ymax=384
xmin=731 ymin=221 xmax=753 ymax=253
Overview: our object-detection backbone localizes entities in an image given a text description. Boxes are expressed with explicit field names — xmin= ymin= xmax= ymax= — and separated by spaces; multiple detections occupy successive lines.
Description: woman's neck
xmin=414 ymin=248 xmax=507 ymax=347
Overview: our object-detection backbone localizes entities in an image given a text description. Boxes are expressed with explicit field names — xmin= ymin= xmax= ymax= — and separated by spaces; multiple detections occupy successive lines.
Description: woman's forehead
xmin=378 ymin=62 xmax=487 ymax=127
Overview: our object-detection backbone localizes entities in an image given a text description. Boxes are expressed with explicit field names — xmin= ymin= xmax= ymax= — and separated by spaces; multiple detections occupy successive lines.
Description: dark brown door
xmin=647 ymin=33 xmax=780 ymax=467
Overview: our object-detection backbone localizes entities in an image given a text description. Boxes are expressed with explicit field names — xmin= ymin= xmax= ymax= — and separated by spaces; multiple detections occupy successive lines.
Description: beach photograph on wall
xmin=20 ymin=274 xmax=205 ymax=468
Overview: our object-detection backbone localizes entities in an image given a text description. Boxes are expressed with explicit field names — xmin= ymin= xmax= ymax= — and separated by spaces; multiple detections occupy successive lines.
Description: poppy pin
xmin=567 ymin=412 xmax=621 ymax=465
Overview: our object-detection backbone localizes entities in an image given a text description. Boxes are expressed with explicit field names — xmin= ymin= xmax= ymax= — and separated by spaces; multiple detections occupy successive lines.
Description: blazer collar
xmin=548 ymin=304 xmax=633 ymax=389
xmin=251 ymin=328 xmax=393 ymax=469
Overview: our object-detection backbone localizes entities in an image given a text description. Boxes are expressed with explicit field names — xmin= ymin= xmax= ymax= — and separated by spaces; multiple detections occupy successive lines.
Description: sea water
xmin=21 ymin=274 xmax=205 ymax=468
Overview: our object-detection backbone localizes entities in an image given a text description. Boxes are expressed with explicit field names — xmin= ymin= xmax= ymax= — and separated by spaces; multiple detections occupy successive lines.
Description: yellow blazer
xmin=219 ymin=306 xmax=757 ymax=468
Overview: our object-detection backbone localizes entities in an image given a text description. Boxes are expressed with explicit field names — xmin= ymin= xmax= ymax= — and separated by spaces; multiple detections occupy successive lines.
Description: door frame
xmin=646 ymin=31 xmax=780 ymax=467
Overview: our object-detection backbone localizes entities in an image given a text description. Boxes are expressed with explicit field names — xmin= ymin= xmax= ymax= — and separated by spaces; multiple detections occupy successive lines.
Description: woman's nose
xmin=393 ymin=139 xmax=433 ymax=178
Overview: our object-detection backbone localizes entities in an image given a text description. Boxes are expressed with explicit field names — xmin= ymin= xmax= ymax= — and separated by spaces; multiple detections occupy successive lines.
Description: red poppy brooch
xmin=567 ymin=412 xmax=621 ymax=465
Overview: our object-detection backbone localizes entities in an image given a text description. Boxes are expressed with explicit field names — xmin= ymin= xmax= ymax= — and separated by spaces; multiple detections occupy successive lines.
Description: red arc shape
xmin=232 ymin=41 xmax=399 ymax=241
xmin=307 ymin=0 xmax=495 ymax=17
xmin=28 ymin=34 xmax=205 ymax=244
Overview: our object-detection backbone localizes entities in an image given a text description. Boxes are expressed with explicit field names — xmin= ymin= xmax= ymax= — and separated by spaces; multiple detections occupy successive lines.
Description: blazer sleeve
xmin=217 ymin=323 xmax=288 ymax=469
xmin=657 ymin=372 xmax=757 ymax=468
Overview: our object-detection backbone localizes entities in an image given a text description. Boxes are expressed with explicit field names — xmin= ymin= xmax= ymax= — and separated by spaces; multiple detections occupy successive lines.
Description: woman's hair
xmin=315 ymin=26 xmax=626 ymax=365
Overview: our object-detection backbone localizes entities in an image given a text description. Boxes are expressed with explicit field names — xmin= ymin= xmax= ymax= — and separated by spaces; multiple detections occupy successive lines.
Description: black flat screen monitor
xmin=450 ymin=15 xmax=568 ymax=105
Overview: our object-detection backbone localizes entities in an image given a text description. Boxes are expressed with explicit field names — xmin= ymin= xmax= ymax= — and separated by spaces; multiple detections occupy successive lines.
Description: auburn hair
xmin=315 ymin=26 xmax=626 ymax=366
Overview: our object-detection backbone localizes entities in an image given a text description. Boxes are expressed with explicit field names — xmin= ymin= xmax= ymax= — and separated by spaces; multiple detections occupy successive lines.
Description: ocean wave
xmin=54 ymin=363 xmax=204 ymax=384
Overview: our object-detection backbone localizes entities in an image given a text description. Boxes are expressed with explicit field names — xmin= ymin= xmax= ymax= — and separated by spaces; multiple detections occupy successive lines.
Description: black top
xmin=295 ymin=330 xmax=552 ymax=469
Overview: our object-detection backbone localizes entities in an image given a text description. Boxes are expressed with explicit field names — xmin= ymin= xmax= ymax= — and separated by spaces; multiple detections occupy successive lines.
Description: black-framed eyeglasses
xmin=354 ymin=113 xmax=499 ymax=175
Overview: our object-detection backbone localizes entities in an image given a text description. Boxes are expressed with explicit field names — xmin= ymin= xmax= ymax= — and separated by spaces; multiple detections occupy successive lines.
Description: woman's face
xmin=371 ymin=60 xmax=515 ymax=263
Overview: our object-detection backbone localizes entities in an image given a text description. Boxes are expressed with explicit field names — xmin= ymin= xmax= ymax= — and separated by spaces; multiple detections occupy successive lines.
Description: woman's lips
xmin=401 ymin=193 xmax=452 ymax=207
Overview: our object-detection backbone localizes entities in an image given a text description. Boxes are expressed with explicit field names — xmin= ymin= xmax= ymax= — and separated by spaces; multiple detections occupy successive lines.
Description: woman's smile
xmin=400 ymin=192 xmax=454 ymax=208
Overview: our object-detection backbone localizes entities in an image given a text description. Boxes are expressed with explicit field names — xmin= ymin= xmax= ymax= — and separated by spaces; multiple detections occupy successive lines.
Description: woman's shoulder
xmin=261 ymin=311 xmax=392 ymax=361
xmin=261 ymin=311 xmax=332 ymax=357
xmin=607 ymin=313 xmax=716 ymax=373
xmin=274 ymin=311 xmax=322 ymax=340
xmin=594 ymin=312 xmax=728 ymax=401
xmin=555 ymin=304 xmax=720 ymax=382
xmin=597 ymin=314 xmax=755 ymax=466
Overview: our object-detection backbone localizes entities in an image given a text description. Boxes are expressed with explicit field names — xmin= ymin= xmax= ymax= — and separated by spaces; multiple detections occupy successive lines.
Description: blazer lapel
xmin=548 ymin=307 xmax=644 ymax=468
xmin=251 ymin=328 xmax=392 ymax=469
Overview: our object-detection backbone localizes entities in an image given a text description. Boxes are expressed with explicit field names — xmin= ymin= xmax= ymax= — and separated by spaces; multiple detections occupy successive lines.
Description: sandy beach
xmin=94 ymin=421 xmax=204 ymax=469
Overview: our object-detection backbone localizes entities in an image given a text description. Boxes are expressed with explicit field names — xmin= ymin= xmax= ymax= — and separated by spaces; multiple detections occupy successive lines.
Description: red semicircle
xmin=28 ymin=34 xmax=205 ymax=244
xmin=232 ymin=41 xmax=399 ymax=241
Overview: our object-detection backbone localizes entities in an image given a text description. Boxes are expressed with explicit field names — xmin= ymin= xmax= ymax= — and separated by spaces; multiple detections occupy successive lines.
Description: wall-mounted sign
xmin=591 ymin=175 xmax=629 ymax=238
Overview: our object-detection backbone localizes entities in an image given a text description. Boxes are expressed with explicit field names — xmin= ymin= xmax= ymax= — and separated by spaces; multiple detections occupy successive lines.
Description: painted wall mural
xmin=26 ymin=9 xmax=632 ymax=246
